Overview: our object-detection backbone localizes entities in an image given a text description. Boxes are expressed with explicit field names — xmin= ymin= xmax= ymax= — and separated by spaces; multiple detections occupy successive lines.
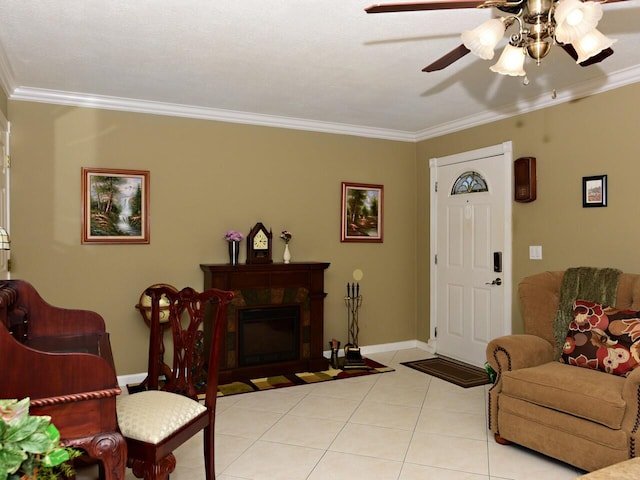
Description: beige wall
xmin=417 ymin=82 xmax=640 ymax=335
xmin=7 ymin=81 xmax=639 ymax=374
xmin=8 ymin=101 xmax=418 ymax=375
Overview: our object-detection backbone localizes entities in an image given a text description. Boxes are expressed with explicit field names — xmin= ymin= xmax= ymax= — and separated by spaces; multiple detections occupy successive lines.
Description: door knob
xmin=485 ymin=278 xmax=502 ymax=286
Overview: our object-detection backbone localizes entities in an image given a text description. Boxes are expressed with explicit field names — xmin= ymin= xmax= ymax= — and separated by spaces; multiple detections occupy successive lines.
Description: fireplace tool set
xmin=329 ymin=282 xmax=368 ymax=369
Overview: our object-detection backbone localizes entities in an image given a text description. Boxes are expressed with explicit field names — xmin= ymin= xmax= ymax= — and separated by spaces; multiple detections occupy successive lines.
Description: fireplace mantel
xmin=200 ymin=262 xmax=330 ymax=383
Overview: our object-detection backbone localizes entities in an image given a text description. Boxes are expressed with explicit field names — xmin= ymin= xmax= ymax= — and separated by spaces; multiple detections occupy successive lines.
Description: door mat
xmin=401 ymin=356 xmax=490 ymax=388
xmin=128 ymin=357 xmax=393 ymax=398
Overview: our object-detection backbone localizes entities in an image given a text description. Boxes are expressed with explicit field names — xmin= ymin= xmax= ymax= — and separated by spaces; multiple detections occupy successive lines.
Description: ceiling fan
xmin=365 ymin=0 xmax=623 ymax=76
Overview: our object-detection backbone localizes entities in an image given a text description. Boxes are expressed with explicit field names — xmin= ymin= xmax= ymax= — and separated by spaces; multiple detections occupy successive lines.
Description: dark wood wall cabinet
xmin=514 ymin=156 xmax=536 ymax=203
xmin=200 ymin=262 xmax=330 ymax=383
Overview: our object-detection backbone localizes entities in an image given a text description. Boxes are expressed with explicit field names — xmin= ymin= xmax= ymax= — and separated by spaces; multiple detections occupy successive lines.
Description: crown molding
xmin=0 ymin=41 xmax=15 ymax=99
xmin=8 ymin=87 xmax=417 ymax=142
xmin=4 ymin=64 xmax=640 ymax=143
xmin=415 ymin=65 xmax=640 ymax=141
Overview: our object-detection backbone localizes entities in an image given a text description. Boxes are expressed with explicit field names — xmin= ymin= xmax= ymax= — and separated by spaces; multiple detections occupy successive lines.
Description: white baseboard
xmin=118 ymin=339 xmax=433 ymax=387
xmin=322 ymin=339 xmax=434 ymax=358
xmin=358 ymin=339 xmax=432 ymax=356
xmin=117 ymin=372 xmax=147 ymax=389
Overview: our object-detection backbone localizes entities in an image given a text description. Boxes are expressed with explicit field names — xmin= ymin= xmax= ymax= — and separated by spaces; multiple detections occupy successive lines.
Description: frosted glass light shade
xmin=461 ymin=19 xmax=505 ymax=60
xmin=0 ymin=226 xmax=10 ymax=250
xmin=490 ymin=44 xmax=526 ymax=76
xmin=554 ymin=0 xmax=603 ymax=44
xmin=572 ymin=29 xmax=617 ymax=63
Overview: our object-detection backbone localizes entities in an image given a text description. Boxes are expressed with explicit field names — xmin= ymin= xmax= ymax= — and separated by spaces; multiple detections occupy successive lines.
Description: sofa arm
xmin=486 ymin=334 xmax=555 ymax=374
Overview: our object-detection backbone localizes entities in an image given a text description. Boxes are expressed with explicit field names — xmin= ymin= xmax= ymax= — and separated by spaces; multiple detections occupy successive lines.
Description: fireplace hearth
xmin=201 ymin=262 xmax=330 ymax=383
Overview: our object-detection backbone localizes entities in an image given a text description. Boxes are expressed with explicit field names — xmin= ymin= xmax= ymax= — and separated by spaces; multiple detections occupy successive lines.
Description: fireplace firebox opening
xmin=238 ymin=305 xmax=300 ymax=367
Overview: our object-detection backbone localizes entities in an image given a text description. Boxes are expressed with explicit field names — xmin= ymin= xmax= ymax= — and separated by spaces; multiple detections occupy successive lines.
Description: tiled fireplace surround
xmin=200 ymin=262 xmax=330 ymax=384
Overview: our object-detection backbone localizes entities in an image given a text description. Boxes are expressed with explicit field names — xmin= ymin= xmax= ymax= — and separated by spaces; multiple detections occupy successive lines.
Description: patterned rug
xmin=127 ymin=358 xmax=393 ymax=398
xmin=217 ymin=357 xmax=393 ymax=397
xmin=401 ymin=356 xmax=490 ymax=388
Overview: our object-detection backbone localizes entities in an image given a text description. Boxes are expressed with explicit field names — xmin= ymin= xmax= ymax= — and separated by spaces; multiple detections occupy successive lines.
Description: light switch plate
xmin=529 ymin=246 xmax=543 ymax=260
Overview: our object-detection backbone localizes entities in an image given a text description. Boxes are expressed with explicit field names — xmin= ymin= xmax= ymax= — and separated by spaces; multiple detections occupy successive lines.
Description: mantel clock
xmin=246 ymin=222 xmax=273 ymax=264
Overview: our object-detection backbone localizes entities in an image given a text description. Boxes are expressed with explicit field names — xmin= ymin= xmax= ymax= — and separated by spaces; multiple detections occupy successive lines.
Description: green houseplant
xmin=0 ymin=398 xmax=79 ymax=480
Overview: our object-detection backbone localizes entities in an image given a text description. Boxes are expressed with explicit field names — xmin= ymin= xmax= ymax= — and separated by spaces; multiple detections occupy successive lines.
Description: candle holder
xmin=344 ymin=282 xmax=367 ymax=368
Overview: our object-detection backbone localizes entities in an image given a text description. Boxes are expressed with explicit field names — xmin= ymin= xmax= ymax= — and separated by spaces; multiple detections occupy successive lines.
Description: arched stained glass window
xmin=451 ymin=171 xmax=488 ymax=195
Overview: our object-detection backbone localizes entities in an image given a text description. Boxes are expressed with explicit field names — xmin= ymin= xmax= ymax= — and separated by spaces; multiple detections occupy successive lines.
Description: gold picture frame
xmin=340 ymin=182 xmax=383 ymax=243
xmin=81 ymin=167 xmax=150 ymax=244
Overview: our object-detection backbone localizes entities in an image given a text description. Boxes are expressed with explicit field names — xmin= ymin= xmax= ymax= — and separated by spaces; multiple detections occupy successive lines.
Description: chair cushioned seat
xmin=117 ymin=390 xmax=207 ymax=444
xmin=501 ymin=362 xmax=626 ymax=429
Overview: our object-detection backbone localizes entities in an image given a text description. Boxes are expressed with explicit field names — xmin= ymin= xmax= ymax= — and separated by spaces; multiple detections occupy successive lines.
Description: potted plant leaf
xmin=0 ymin=398 xmax=80 ymax=480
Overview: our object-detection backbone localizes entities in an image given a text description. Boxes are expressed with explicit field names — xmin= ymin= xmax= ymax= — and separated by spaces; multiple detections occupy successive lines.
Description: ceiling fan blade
xmin=366 ymin=0 xmax=486 ymax=13
xmin=422 ymin=44 xmax=471 ymax=72
xmin=560 ymin=43 xmax=615 ymax=67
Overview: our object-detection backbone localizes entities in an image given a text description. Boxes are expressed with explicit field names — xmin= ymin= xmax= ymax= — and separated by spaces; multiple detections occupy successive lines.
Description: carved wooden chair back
xmin=116 ymin=285 xmax=234 ymax=480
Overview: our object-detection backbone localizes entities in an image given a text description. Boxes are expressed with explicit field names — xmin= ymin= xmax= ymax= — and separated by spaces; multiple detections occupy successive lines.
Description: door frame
xmin=0 ymin=111 xmax=10 ymax=279
xmin=429 ymin=142 xmax=513 ymax=353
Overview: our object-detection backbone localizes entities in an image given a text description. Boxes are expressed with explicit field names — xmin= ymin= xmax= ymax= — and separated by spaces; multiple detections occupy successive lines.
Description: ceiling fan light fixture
xmin=490 ymin=44 xmax=526 ymax=76
xmin=364 ymin=1 xmax=619 ymax=78
xmin=554 ymin=0 xmax=603 ymax=44
xmin=571 ymin=28 xmax=617 ymax=63
xmin=526 ymin=40 xmax=552 ymax=64
xmin=461 ymin=18 xmax=506 ymax=60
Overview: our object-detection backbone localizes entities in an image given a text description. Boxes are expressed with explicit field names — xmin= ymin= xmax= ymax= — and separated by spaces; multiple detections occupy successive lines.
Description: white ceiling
xmin=0 ymin=0 xmax=638 ymax=141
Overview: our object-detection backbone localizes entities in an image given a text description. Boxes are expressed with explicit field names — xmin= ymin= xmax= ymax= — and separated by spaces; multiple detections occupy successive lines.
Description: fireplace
xmin=200 ymin=262 xmax=329 ymax=383
xmin=238 ymin=305 xmax=300 ymax=367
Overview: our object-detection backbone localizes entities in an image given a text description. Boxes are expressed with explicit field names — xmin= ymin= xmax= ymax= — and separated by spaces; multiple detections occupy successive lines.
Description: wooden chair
xmin=116 ymin=285 xmax=234 ymax=480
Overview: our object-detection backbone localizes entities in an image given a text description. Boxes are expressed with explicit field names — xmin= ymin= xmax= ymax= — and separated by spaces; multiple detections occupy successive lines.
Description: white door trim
xmin=429 ymin=141 xmax=513 ymax=354
xmin=0 ymin=111 xmax=10 ymax=279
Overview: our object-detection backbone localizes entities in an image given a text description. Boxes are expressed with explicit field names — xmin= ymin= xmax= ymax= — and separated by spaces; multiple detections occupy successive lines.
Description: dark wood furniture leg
xmin=72 ymin=432 xmax=127 ymax=480
xmin=494 ymin=433 xmax=512 ymax=445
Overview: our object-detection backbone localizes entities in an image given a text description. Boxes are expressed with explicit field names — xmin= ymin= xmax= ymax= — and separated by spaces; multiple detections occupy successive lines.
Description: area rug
xmin=401 ymin=356 xmax=490 ymax=388
xmin=127 ymin=357 xmax=393 ymax=398
xmin=217 ymin=357 xmax=393 ymax=397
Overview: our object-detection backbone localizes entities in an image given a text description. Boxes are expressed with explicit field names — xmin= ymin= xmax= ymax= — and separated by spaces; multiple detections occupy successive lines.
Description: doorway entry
xmin=429 ymin=142 xmax=513 ymax=367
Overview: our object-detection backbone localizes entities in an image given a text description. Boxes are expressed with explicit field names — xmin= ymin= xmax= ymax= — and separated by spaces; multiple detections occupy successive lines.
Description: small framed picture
xmin=340 ymin=182 xmax=383 ymax=242
xmin=582 ymin=175 xmax=607 ymax=208
xmin=82 ymin=167 xmax=150 ymax=244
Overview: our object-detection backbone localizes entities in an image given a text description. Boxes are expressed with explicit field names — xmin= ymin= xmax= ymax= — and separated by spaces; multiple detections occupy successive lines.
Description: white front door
xmin=429 ymin=142 xmax=512 ymax=367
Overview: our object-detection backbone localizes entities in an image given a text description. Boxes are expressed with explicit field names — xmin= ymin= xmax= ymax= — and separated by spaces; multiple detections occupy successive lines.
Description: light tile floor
xmin=77 ymin=348 xmax=584 ymax=479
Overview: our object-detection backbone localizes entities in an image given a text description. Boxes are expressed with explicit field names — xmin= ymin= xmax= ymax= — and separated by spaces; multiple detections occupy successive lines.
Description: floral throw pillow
xmin=561 ymin=299 xmax=640 ymax=377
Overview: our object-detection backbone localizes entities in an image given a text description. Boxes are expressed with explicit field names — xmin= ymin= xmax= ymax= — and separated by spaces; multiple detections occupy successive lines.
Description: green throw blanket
xmin=553 ymin=266 xmax=622 ymax=358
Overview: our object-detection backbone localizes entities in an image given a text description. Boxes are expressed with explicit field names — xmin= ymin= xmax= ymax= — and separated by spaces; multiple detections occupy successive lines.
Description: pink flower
xmin=224 ymin=230 xmax=244 ymax=242
xmin=280 ymin=230 xmax=292 ymax=244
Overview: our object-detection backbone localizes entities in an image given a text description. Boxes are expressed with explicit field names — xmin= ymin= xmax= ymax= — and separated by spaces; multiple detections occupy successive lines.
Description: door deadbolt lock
xmin=485 ymin=278 xmax=502 ymax=286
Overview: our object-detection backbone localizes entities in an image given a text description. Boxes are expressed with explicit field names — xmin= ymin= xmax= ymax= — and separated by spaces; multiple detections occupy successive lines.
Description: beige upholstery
xmin=117 ymin=390 xmax=206 ymax=444
xmin=576 ymin=457 xmax=640 ymax=479
xmin=487 ymin=271 xmax=640 ymax=472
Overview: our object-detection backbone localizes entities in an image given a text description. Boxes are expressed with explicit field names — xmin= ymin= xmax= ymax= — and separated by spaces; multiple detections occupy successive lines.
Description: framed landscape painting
xmin=82 ymin=167 xmax=150 ymax=244
xmin=340 ymin=182 xmax=383 ymax=243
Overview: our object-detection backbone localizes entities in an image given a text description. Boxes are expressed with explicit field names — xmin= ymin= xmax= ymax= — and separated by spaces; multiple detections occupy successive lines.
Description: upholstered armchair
xmin=487 ymin=271 xmax=640 ymax=472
